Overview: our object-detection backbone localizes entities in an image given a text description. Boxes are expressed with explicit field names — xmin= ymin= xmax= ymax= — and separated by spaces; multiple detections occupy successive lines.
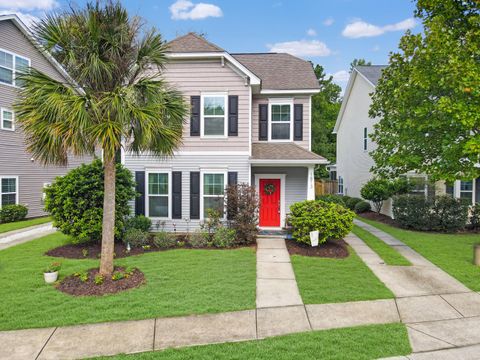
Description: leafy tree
xmin=15 ymin=2 xmax=187 ymax=275
xmin=310 ymin=64 xmax=342 ymax=177
xmin=370 ymin=0 xmax=480 ymax=182
xmin=349 ymin=58 xmax=372 ymax=72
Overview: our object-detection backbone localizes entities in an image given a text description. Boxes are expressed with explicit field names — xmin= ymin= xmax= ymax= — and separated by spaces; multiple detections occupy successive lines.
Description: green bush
xmin=289 ymin=200 xmax=355 ymax=245
xmin=189 ymin=230 xmax=209 ymax=248
xmin=153 ymin=231 xmax=176 ymax=248
xmin=123 ymin=228 xmax=149 ymax=247
xmin=315 ymin=194 xmax=346 ymax=206
xmin=44 ymin=159 xmax=136 ymax=243
xmin=345 ymin=197 xmax=362 ymax=210
xmin=0 ymin=204 xmax=28 ymax=223
xmin=360 ymin=179 xmax=394 ymax=213
xmin=212 ymin=226 xmax=236 ymax=248
xmin=431 ymin=195 xmax=469 ymax=232
xmin=468 ymin=204 xmax=480 ymax=230
xmin=354 ymin=200 xmax=371 ymax=213
xmin=125 ymin=215 xmax=151 ymax=232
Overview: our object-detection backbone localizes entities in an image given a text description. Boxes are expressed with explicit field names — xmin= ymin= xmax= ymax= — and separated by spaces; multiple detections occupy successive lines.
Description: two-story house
xmin=334 ymin=65 xmax=479 ymax=216
xmin=125 ymin=33 xmax=327 ymax=231
xmin=0 ymin=14 xmax=91 ymax=218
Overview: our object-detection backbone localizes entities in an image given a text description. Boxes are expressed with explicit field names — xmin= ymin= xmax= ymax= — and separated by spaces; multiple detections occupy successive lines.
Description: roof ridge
xmin=166 ymin=32 xmax=224 ymax=52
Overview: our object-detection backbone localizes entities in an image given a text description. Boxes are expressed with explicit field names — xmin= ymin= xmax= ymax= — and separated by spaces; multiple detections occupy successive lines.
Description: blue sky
xmin=1 ymin=0 xmax=420 ymax=90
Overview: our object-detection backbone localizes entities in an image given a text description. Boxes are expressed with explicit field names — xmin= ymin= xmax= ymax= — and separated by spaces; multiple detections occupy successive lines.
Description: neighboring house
xmin=124 ymin=33 xmax=327 ymax=231
xmin=0 ymin=15 xmax=91 ymax=218
xmin=333 ymin=65 xmax=479 ymax=216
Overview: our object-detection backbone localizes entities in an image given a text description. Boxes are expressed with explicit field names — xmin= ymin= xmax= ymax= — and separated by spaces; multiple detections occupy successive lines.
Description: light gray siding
xmin=0 ymin=20 xmax=91 ymax=218
xmin=251 ymin=95 xmax=310 ymax=150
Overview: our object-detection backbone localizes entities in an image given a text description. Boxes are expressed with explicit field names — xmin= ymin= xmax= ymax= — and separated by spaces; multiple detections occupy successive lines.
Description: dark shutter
xmin=228 ymin=172 xmax=238 ymax=186
xmin=445 ymin=182 xmax=454 ymax=197
xmin=190 ymin=172 xmax=200 ymax=219
xmin=476 ymin=178 xmax=480 ymax=204
xmin=135 ymin=171 xmax=145 ymax=216
xmin=172 ymin=172 xmax=182 ymax=219
xmin=228 ymin=95 xmax=238 ymax=136
xmin=227 ymin=172 xmax=238 ymax=220
xmin=190 ymin=96 xmax=200 ymax=136
xmin=259 ymin=104 xmax=268 ymax=140
xmin=294 ymin=104 xmax=303 ymax=141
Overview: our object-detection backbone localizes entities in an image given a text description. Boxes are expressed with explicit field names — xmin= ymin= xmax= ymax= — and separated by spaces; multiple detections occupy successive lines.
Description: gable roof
xmin=232 ymin=53 xmax=320 ymax=91
xmin=355 ymin=65 xmax=387 ymax=86
xmin=251 ymin=142 xmax=327 ymax=164
xmin=166 ymin=32 xmax=224 ymax=53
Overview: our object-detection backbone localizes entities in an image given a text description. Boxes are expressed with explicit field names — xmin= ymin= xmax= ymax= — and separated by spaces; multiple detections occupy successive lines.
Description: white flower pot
xmin=44 ymin=271 xmax=58 ymax=284
xmin=310 ymin=230 xmax=319 ymax=247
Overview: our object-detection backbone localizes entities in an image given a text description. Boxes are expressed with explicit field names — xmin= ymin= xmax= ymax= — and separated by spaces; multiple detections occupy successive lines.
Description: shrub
xmin=125 ymin=215 xmax=151 ymax=232
xmin=289 ymin=200 xmax=355 ymax=245
xmin=201 ymin=208 xmax=222 ymax=236
xmin=468 ymin=204 xmax=480 ymax=230
xmin=226 ymin=183 xmax=259 ymax=245
xmin=94 ymin=274 xmax=104 ymax=285
xmin=153 ymin=231 xmax=176 ymax=248
xmin=345 ymin=197 xmax=362 ymax=210
xmin=360 ymin=179 xmax=394 ymax=213
xmin=212 ymin=226 xmax=236 ymax=248
xmin=315 ymin=194 xmax=346 ymax=206
xmin=393 ymin=195 xmax=432 ymax=231
xmin=123 ymin=228 xmax=149 ymax=248
xmin=354 ymin=200 xmax=371 ymax=213
xmin=0 ymin=204 xmax=28 ymax=223
xmin=189 ymin=230 xmax=209 ymax=248
xmin=44 ymin=159 xmax=136 ymax=243
xmin=431 ymin=195 xmax=468 ymax=232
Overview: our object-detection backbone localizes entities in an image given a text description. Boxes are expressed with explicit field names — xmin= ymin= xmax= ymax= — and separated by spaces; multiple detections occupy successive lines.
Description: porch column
xmin=307 ymin=165 xmax=315 ymax=200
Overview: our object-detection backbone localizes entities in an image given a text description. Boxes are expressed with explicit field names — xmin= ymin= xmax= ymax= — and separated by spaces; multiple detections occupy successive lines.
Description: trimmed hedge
xmin=354 ymin=201 xmax=371 ymax=213
xmin=315 ymin=194 xmax=346 ymax=206
xmin=0 ymin=204 xmax=28 ymax=223
xmin=289 ymin=200 xmax=355 ymax=245
xmin=345 ymin=197 xmax=363 ymax=210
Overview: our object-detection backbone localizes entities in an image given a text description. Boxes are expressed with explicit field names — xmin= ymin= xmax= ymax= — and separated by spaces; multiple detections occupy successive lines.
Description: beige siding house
xmin=333 ymin=66 xmax=479 ymax=216
xmin=0 ymin=15 xmax=91 ymax=218
xmin=125 ymin=33 xmax=327 ymax=231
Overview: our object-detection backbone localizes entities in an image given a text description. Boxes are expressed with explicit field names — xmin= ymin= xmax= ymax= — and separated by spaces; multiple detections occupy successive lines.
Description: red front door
xmin=259 ymin=179 xmax=281 ymax=227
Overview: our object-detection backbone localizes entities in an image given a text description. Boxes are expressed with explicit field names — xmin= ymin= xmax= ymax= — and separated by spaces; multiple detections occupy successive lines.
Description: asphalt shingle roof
xmin=355 ymin=65 xmax=387 ymax=86
xmin=251 ymin=143 xmax=326 ymax=161
xmin=166 ymin=32 xmax=224 ymax=53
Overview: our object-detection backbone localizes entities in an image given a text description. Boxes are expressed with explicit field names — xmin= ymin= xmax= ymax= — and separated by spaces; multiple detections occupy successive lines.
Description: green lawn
xmin=98 ymin=323 xmax=411 ymax=360
xmin=291 ymin=247 xmax=394 ymax=304
xmin=0 ymin=216 xmax=51 ymax=234
xmin=359 ymin=217 xmax=480 ymax=291
xmin=352 ymin=225 xmax=411 ymax=266
xmin=0 ymin=232 xmax=256 ymax=331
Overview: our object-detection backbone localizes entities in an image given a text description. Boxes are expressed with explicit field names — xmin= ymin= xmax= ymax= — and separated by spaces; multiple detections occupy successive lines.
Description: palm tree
xmin=15 ymin=1 xmax=187 ymax=275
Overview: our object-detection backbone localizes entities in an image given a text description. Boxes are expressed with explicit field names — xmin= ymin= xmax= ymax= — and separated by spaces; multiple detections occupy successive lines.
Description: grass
xmin=97 ymin=323 xmax=411 ymax=360
xmin=0 ymin=232 xmax=256 ymax=331
xmin=359 ymin=217 xmax=480 ymax=291
xmin=291 ymin=246 xmax=394 ymax=304
xmin=352 ymin=225 xmax=411 ymax=266
xmin=0 ymin=216 xmax=51 ymax=234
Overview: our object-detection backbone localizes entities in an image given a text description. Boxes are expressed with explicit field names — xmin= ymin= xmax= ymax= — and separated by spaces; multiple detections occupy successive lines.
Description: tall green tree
xmin=349 ymin=58 xmax=372 ymax=72
xmin=370 ymin=0 xmax=480 ymax=181
xmin=311 ymin=65 xmax=342 ymax=177
xmin=15 ymin=1 xmax=187 ymax=275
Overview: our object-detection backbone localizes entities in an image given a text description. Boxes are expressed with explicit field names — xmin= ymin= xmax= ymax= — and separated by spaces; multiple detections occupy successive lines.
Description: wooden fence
xmin=315 ymin=180 xmax=338 ymax=196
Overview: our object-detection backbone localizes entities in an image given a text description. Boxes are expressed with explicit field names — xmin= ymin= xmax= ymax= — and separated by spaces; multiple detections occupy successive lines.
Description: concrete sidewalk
xmin=0 ymin=222 xmax=55 ymax=251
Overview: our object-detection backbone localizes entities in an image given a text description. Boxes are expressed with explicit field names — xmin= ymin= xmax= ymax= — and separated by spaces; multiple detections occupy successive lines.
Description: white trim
xmin=308 ymin=96 xmax=312 ymax=151
xmin=200 ymin=93 xmax=228 ymax=138
xmin=0 ymin=108 xmax=15 ymax=131
xmin=0 ymin=175 xmax=19 ymax=208
xmin=200 ymin=170 xmax=228 ymax=220
xmin=457 ymin=179 xmax=476 ymax=205
xmin=173 ymin=150 xmax=250 ymax=156
xmin=248 ymin=85 xmax=252 ymax=156
xmin=250 ymin=159 xmax=329 ymax=165
xmin=261 ymin=89 xmax=320 ymax=95
xmin=307 ymin=166 xmax=315 ymax=200
xmin=145 ymin=170 xmax=172 ymax=220
xmin=268 ymin=99 xmax=294 ymax=142
xmin=0 ymin=47 xmax=30 ymax=88
xmin=255 ymin=174 xmax=286 ymax=229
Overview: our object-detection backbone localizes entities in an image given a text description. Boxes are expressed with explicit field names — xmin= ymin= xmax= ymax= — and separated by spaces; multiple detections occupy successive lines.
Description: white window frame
xmin=200 ymin=170 xmax=227 ymax=219
xmin=42 ymin=182 xmax=51 ymax=202
xmin=0 ymin=176 xmax=19 ymax=208
xmin=200 ymin=93 xmax=228 ymax=138
xmin=363 ymin=127 xmax=368 ymax=151
xmin=268 ymin=99 xmax=293 ymax=142
xmin=407 ymin=174 xmax=428 ymax=197
xmin=338 ymin=176 xmax=344 ymax=195
xmin=145 ymin=170 xmax=171 ymax=220
xmin=457 ymin=179 xmax=475 ymax=205
xmin=0 ymin=48 xmax=30 ymax=88
xmin=1 ymin=108 xmax=14 ymax=131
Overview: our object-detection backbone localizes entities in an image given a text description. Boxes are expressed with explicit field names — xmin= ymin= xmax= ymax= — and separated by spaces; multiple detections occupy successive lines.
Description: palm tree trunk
xmin=100 ymin=154 xmax=116 ymax=275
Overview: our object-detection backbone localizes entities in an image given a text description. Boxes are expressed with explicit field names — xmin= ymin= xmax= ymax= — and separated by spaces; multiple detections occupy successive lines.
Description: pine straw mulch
xmin=286 ymin=239 xmax=349 ymax=258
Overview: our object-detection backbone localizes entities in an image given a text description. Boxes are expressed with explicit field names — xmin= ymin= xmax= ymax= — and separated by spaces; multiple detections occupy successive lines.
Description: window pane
xmin=272 ymin=123 xmax=290 ymax=140
xmin=204 ymin=96 xmax=225 ymax=116
xmin=204 ymin=174 xmax=224 ymax=195
xmin=280 ymin=105 xmax=290 ymax=121
xmin=0 ymin=67 xmax=13 ymax=84
xmin=149 ymin=196 xmax=168 ymax=217
xmin=460 ymin=181 xmax=473 ymax=191
xmin=148 ymin=173 xmax=168 ymax=195
xmin=204 ymin=196 xmax=224 ymax=216
xmin=460 ymin=192 xmax=473 ymax=201
xmin=204 ymin=117 xmax=224 ymax=136
xmin=15 ymin=56 xmax=29 ymax=72
xmin=1 ymin=193 xmax=16 ymax=206
xmin=2 ymin=119 xmax=13 ymax=129
xmin=2 ymin=178 xmax=16 ymax=193
xmin=0 ymin=51 xmax=13 ymax=69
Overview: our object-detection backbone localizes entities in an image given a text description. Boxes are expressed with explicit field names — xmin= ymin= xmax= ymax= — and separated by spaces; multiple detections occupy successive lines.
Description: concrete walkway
xmin=0 ymin=222 xmax=55 ymax=251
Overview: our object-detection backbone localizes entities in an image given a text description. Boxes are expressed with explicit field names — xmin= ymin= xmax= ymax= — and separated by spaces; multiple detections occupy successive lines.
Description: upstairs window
xmin=270 ymin=103 xmax=292 ymax=141
xmin=1 ymin=177 xmax=18 ymax=207
xmin=1 ymin=109 xmax=14 ymax=131
xmin=363 ymin=127 xmax=368 ymax=151
xmin=0 ymin=49 xmax=30 ymax=87
xmin=201 ymin=94 xmax=227 ymax=137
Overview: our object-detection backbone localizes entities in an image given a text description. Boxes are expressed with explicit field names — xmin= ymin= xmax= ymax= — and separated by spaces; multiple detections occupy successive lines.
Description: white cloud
xmin=169 ymin=0 xmax=223 ymax=20
xmin=323 ymin=17 xmax=334 ymax=26
xmin=306 ymin=28 xmax=316 ymax=36
xmin=342 ymin=17 xmax=416 ymax=38
xmin=0 ymin=0 xmax=57 ymax=10
xmin=0 ymin=10 xmax=39 ymax=27
xmin=267 ymin=39 xmax=331 ymax=57
xmin=331 ymin=70 xmax=350 ymax=83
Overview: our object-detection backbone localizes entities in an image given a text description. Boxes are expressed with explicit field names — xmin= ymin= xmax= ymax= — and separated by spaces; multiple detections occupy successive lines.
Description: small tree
xmin=226 ymin=183 xmax=259 ymax=245
xmin=360 ymin=179 xmax=395 ymax=213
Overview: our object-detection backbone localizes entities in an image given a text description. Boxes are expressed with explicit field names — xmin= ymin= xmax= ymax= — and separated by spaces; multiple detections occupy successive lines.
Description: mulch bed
xmin=358 ymin=211 xmax=399 ymax=227
xmin=286 ymin=239 xmax=349 ymax=258
xmin=56 ymin=267 xmax=145 ymax=296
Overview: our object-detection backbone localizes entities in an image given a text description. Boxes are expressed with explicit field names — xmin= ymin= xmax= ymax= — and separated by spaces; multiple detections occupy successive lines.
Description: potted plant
xmin=44 ymin=262 xmax=61 ymax=283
